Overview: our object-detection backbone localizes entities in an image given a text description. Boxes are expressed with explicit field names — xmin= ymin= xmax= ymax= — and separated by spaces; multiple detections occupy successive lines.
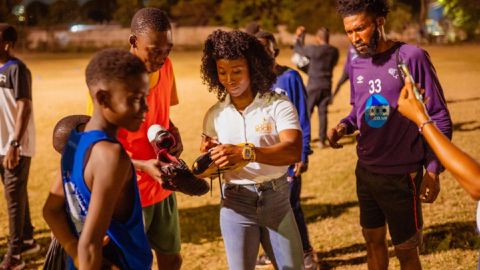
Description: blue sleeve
xmin=284 ymin=71 xmax=311 ymax=163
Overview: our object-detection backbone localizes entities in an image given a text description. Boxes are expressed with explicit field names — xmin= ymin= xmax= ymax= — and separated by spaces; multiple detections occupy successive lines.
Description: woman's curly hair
xmin=337 ymin=0 xmax=390 ymax=18
xmin=201 ymin=29 xmax=276 ymax=101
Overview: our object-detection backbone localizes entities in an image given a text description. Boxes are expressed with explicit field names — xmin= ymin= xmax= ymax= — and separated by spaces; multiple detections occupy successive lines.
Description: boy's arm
xmin=79 ymin=142 xmax=131 ymax=270
xmin=43 ymin=170 xmax=79 ymax=266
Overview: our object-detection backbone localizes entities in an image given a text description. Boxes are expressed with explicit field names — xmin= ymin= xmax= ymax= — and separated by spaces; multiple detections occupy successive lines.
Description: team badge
xmin=388 ymin=68 xmax=399 ymax=79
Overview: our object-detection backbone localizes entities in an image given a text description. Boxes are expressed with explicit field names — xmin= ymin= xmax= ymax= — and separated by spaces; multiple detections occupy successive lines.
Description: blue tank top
xmin=61 ymin=129 xmax=152 ymax=270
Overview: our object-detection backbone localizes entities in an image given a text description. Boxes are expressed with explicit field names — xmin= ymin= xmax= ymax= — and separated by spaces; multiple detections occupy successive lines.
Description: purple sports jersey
xmin=340 ymin=43 xmax=452 ymax=174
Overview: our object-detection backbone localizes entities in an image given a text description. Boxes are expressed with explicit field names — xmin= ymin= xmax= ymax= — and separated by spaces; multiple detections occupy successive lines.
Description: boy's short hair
xmin=337 ymin=0 xmax=390 ymax=18
xmin=85 ymin=48 xmax=147 ymax=88
xmin=131 ymin=8 xmax=171 ymax=35
xmin=0 ymin=23 xmax=18 ymax=45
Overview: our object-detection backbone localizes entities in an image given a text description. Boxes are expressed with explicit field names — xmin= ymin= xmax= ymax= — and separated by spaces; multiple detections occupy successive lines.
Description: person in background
xmin=255 ymin=30 xmax=317 ymax=270
xmin=0 ymin=23 xmax=39 ymax=270
xmin=294 ymin=26 xmax=339 ymax=148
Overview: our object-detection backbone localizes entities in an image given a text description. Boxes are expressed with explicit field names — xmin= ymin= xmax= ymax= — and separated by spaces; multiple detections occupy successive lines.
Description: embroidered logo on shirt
xmin=255 ymin=117 xmax=273 ymax=134
xmin=356 ymin=75 xmax=364 ymax=84
xmin=364 ymin=94 xmax=390 ymax=128
xmin=388 ymin=68 xmax=400 ymax=79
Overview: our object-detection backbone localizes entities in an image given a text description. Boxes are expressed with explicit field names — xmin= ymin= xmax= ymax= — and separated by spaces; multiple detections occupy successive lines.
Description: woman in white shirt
xmin=200 ymin=30 xmax=305 ymax=270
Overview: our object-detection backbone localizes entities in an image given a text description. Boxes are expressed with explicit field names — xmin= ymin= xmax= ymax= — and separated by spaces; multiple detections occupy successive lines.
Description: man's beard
xmin=354 ymin=24 xmax=379 ymax=58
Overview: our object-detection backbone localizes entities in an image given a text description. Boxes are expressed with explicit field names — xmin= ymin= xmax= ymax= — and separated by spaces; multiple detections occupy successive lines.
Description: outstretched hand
xmin=397 ymin=77 xmax=429 ymax=126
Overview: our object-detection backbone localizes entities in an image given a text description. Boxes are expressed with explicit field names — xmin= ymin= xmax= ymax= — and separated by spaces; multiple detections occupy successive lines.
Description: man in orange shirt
xmin=86 ymin=8 xmax=183 ymax=269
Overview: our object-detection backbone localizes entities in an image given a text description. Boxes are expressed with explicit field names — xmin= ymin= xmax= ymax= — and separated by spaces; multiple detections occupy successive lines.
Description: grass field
xmin=1 ymin=44 xmax=479 ymax=269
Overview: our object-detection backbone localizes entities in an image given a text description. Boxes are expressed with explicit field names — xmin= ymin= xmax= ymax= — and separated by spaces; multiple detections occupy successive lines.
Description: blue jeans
xmin=289 ymin=175 xmax=312 ymax=252
xmin=220 ymin=176 xmax=304 ymax=270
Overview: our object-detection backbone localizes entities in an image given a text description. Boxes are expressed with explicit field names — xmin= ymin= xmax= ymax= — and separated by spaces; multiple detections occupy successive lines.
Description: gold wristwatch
xmin=241 ymin=143 xmax=256 ymax=162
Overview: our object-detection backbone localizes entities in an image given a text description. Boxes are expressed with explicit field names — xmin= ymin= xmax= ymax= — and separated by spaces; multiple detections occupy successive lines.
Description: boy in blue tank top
xmin=43 ymin=49 xmax=152 ymax=270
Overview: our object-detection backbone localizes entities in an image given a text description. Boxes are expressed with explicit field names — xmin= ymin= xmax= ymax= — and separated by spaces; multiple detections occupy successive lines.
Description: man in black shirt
xmin=294 ymin=26 xmax=339 ymax=148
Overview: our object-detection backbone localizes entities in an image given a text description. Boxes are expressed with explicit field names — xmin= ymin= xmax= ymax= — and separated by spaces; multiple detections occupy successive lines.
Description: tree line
xmin=0 ymin=0 xmax=478 ymax=39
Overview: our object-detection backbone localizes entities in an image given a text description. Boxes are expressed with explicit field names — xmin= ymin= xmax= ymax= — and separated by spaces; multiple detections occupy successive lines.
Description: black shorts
xmin=356 ymin=162 xmax=423 ymax=245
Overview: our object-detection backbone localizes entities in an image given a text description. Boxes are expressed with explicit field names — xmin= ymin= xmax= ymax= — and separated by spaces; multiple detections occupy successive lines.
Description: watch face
xmin=244 ymin=149 xmax=252 ymax=159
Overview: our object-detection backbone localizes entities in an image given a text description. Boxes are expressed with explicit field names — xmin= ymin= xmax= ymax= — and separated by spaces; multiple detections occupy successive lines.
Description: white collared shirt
xmin=203 ymin=92 xmax=300 ymax=184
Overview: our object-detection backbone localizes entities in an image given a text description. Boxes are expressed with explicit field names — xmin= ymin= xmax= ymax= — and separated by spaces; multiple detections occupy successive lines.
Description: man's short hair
xmin=0 ymin=23 xmax=17 ymax=45
xmin=85 ymin=48 xmax=147 ymax=88
xmin=337 ymin=0 xmax=390 ymax=18
xmin=316 ymin=27 xmax=330 ymax=44
xmin=131 ymin=8 xmax=171 ymax=35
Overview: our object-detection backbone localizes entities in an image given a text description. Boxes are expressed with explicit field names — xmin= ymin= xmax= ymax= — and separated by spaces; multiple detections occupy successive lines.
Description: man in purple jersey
xmin=328 ymin=1 xmax=452 ymax=269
